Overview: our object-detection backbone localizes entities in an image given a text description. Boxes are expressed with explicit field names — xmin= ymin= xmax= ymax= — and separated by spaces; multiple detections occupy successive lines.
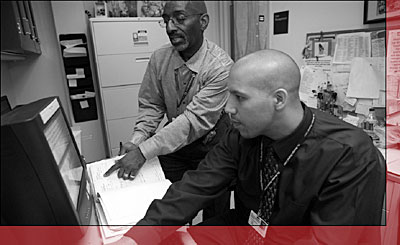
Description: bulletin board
xmin=304 ymin=26 xmax=385 ymax=59
xmin=300 ymin=26 xmax=387 ymax=123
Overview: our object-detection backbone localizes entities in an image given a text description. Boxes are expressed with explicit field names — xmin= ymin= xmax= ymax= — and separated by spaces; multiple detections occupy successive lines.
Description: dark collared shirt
xmin=126 ymin=104 xmax=386 ymax=243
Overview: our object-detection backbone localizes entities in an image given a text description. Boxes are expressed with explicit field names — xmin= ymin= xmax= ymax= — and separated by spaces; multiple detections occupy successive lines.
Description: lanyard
xmin=257 ymin=113 xmax=315 ymax=216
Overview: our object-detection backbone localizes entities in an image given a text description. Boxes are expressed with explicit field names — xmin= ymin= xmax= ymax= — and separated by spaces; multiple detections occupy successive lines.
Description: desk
xmin=77 ymin=149 xmax=400 ymax=245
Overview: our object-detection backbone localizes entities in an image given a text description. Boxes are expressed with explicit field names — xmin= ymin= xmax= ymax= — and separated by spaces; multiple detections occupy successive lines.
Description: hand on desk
xmin=103 ymin=142 xmax=146 ymax=180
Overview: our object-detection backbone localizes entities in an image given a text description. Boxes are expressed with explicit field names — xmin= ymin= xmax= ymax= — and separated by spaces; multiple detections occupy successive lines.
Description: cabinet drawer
xmin=107 ymin=117 xmax=137 ymax=150
xmin=102 ymin=85 xmax=141 ymax=120
xmin=98 ymin=53 xmax=150 ymax=87
xmin=92 ymin=20 xmax=169 ymax=55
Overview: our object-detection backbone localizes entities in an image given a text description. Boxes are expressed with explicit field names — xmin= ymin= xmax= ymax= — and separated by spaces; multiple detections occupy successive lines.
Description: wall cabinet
xmin=1 ymin=1 xmax=41 ymax=60
xmin=90 ymin=18 xmax=168 ymax=157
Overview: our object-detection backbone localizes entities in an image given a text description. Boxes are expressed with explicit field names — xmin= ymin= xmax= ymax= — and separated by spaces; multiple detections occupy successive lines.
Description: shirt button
xmin=183 ymin=102 xmax=186 ymax=105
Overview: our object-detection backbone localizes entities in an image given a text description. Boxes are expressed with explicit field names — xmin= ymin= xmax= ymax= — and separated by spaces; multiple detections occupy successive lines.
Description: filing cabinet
xmin=90 ymin=17 xmax=169 ymax=157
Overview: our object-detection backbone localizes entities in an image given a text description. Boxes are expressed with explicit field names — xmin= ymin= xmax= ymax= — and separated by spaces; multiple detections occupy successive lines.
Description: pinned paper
xmin=344 ymin=97 xmax=357 ymax=106
xmin=80 ymin=100 xmax=89 ymax=109
xmin=76 ymin=68 xmax=85 ymax=76
xmin=355 ymin=99 xmax=373 ymax=116
xmin=67 ymin=74 xmax=85 ymax=79
xmin=63 ymin=47 xmax=87 ymax=58
xmin=60 ymin=39 xmax=83 ymax=48
xmin=299 ymin=66 xmax=323 ymax=108
xmin=333 ymin=32 xmax=371 ymax=64
xmin=346 ymin=58 xmax=380 ymax=99
xmin=68 ymin=79 xmax=77 ymax=87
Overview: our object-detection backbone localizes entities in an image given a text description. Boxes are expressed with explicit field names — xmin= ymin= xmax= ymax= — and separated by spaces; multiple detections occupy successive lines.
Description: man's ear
xmin=199 ymin=13 xmax=209 ymax=31
xmin=273 ymin=89 xmax=288 ymax=110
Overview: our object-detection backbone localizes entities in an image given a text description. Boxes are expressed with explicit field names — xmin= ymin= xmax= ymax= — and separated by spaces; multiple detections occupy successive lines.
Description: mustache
xmin=168 ymin=34 xmax=183 ymax=39
xmin=167 ymin=30 xmax=183 ymax=38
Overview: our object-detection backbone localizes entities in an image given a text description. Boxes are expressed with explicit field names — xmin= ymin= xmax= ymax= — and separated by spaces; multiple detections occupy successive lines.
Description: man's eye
xmin=236 ymin=95 xmax=245 ymax=101
xmin=175 ymin=14 xmax=186 ymax=22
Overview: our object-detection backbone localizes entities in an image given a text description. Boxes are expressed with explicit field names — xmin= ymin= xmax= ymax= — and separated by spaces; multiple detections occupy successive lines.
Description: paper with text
xmin=333 ymin=32 xmax=371 ymax=64
xmin=346 ymin=58 xmax=380 ymax=99
xmin=99 ymin=179 xmax=171 ymax=225
xmin=88 ymin=156 xmax=166 ymax=194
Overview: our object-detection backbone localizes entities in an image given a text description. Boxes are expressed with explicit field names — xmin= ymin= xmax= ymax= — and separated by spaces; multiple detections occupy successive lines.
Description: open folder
xmin=87 ymin=156 xmax=171 ymax=243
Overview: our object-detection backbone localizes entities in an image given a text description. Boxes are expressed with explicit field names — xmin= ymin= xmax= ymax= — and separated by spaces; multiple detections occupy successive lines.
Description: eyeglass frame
xmin=158 ymin=13 xmax=204 ymax=28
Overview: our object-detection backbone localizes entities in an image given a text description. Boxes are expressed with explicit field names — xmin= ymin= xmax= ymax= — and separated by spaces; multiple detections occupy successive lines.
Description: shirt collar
xmin=172 ymin=38 xmax=207 ymax=73
xmin=268 ymin=103 xmax=313 ymax=162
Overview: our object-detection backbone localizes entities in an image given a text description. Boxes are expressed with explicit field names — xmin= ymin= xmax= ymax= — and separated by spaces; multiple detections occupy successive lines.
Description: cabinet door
xmin=98 ymin=53 xmax=151 ymax=87
xmin=107 ymin=117 xmax=137 ymax=151
xmin=102 ymin=85 xmax=141 ymax=120
xmin=92 ymin=20 xmax=169 ymax=55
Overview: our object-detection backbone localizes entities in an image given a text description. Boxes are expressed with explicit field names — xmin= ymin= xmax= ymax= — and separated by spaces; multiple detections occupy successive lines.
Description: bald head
xmin=232 ymin=49 xmax=301 ymax=96
xmin=164 ymin=1 xmax=207 ymax=14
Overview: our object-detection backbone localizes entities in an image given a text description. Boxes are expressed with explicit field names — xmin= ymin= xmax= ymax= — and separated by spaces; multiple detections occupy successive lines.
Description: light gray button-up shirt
xmin=130 ymin=38 xmax=233 ymax=160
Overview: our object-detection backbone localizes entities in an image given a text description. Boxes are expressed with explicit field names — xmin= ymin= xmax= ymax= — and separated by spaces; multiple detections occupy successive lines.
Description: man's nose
xmin=166 ymin=19 xmax=178 ymax=32
xmin=225 ymin=96 xmax=236 ymax=115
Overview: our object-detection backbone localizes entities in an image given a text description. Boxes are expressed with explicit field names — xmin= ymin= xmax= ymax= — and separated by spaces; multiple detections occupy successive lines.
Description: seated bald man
xmin=123 ymin=49 xmax=385 ymax=244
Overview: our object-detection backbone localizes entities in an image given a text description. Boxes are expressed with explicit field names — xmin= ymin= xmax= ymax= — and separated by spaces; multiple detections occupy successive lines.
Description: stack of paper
xmin=87 ymin=156 xmax=171 ymax=244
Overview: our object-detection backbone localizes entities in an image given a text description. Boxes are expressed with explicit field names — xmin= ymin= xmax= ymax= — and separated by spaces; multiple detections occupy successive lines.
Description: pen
xmin=119 ymin=141 xmax=122 ymax=156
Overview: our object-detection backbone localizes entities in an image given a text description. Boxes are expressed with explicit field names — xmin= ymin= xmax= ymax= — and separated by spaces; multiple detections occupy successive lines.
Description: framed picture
xmin=107 ymin=1 xmax=138 ymax=17
xmin=363 ymin=0 xmax=385 ymax=24
xmin=313 ymin=40 xmax=331 ymax=57
xmin=304 ymin=33 xmax=336 ymax=58
xmin=95 ymin=1 xmax=108 ymax=18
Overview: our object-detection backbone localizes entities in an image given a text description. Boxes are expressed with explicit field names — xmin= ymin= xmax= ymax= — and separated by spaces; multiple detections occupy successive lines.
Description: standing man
xmin=104 ymin=1 xmax=233 ymax=218
xmin=121 ymin=49 xmax=385 ymax=244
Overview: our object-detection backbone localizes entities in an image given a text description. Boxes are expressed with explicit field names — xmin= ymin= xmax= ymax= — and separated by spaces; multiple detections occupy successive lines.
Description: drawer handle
xmin=135 ymin=57 xmax=150 ymax=62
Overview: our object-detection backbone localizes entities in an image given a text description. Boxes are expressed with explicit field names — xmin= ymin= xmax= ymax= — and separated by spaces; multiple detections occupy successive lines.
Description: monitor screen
xmin=44 ymin=108 xmax=83 ymax=209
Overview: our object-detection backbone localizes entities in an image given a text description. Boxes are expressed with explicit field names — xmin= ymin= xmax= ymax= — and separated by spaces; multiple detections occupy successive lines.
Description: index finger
xmin=103 ymin=162 xmax=121 ymax=177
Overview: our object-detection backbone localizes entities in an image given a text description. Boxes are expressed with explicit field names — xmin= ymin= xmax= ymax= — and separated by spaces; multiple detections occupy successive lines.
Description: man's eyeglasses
xmin=159 ymin=13 xmax=203 ymax=28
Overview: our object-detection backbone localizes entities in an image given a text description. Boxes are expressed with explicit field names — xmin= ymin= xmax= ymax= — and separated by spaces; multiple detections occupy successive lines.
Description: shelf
xmin=0 ymin=52 xmax=27 ymax=61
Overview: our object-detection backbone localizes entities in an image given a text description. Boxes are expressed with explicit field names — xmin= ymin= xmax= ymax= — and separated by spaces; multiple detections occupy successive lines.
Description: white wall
xmin=51 ymin=1 xmax=107 ymax=162
xmin=204 ymin=1 xmax=232 ymax=56
xmin=269 ymin=1 xmax=385 ymax=67
xmin=1 ymin=1 xmax=70 ymax=118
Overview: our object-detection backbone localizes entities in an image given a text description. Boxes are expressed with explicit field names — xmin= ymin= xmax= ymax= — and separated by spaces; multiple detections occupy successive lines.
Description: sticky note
xmin=68 ymin=79 xmax=77 ymax=87
xmin=80 ymin=100 xmax=89 ymax=109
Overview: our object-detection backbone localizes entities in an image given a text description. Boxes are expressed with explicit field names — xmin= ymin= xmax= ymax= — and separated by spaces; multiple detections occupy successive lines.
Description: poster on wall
xmin=137 ymin=1 xmax=165 ymax=17
xmin=273 ymin=11 xmax=288 ymax=35
xmin=107 ymin=1 xmax=138 ymax=17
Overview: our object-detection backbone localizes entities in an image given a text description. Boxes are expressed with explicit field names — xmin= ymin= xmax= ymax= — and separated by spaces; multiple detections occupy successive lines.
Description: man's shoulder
xmin=311 ymin=108 xmax=372 ymax=148
xmin=204 ymin=39 xmax=233 ymax=68
xmin=152 ymin=43 xmax=174 ymax=56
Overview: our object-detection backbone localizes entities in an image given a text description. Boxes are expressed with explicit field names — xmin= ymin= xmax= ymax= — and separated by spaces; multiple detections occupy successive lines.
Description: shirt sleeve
xmin=124 ymin=128 xmax=239 ymax=243
xmin=309 ymin=144 xmax=385 ymax=226
xmin=130 ymin=53 xmax=167 ymax=146
xmin=138 ymin=61 xmax=232 ymax=160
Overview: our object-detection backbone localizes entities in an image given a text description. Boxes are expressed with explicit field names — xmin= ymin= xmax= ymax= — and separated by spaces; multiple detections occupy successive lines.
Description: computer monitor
xmin=1 ymin=96 xmax=92 ymax=229
xmin=1 ymin=95 xmax=12 ymax=115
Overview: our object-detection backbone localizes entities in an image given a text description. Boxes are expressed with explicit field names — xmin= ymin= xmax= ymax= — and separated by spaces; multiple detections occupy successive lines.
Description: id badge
xmin=248 ymin=210 xmax=268 ymax=238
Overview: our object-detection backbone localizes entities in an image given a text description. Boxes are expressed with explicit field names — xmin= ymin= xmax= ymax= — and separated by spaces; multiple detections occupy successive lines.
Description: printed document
xmin=87 ymin=156 xmax=171 ymax=243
